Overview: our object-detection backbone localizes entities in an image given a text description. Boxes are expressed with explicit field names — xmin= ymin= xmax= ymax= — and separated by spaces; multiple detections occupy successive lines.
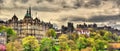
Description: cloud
xmin=0 ymin=0 xmax=118 ymax=11
xmin=0 ymin=0 xmax=120 ymax=27
xmin=88 ymin=15 xmax=120 ymax=22
xmin=57 ymin=14 xmax=120 ymax=22
xmin=21 ymin=0 xmax=28 ymax=3
xmin=0 ymin=0 xmax=3 ymax=3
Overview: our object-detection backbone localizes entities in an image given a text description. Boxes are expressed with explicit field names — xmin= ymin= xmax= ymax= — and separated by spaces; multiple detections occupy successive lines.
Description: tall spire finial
xmin=29 ymin=6 xmax=31 ymax=17
xmin=27 ymin=9 xmax=29 ymax=14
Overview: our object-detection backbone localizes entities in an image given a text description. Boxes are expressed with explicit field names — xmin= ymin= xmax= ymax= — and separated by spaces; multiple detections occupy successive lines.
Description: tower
xmin=24 ymin=7 xmax=33 ymax=22
xmin=25 ymin=7 xmax=31 ymax=18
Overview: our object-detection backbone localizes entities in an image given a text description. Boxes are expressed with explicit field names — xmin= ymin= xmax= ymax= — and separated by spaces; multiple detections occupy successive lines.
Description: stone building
xmin=0 ymin=7 xmax=53 ymax=41
xmin=0 ymin=32 xmax=7 ymax=45
xmin=61 ymin=22 xmax=74 ymax=34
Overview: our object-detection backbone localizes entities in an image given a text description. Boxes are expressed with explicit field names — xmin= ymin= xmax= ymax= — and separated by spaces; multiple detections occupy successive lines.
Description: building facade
xmin=0 ymin=32 xmax=7 ymax=45
xmin=0 ymin=7 xmax=53 ymax=41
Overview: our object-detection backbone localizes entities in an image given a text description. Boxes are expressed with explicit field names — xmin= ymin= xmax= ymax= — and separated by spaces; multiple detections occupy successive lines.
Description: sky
xmin=0 ymin=0 xmax=120 ymax=28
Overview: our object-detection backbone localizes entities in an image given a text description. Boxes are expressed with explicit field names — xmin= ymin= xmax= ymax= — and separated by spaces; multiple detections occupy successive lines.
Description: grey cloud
xmin=88 ymin=15 xmax=120 ymax=22
xmin=83 ymin=0 xmax=102 ymax=8
xmin=0 ymin=0 xmax=3 ymax=3
xmin=116 ymin=0 xmax=120 ymax=6
xmin=68 ymin=17 xmax=85 ymax=22
xmin=21 ymin=0 xmax=28 ymax=3
xmin=46 ymin=0 xmax=54 ymax=2
xmin=57 ymin=15 xmax=120 ymax=22
xmin=36 ymin=0 xmax=43 ymax=4
xmin=0 ymin=0 xmax=119 ymax=12
xmin=89 ymin=0 xmax=101 ymax=6
xmin=32 ymin=6 xmax=60 ymax=12
xmin=57 ymin=16 xmax=86 ymax=22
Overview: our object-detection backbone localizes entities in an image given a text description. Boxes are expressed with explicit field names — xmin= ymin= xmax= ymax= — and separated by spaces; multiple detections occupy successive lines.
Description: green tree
xmin=87 ymin=38 xmax=95 ymax=47
xmin=40 ymin=37 xmax=59 ymax=51
xmin=95 ymin=39 xmax=108 ymax=50
xmin=58 ymin=34 xmax=69 ymax=51
xmin=68 ymin=33 xmax=79 ymax=41
xmin=6 ymin=27 xmax=16 ymax=42
xmin=103 ymin=31 xmax=113 ymax=42
xmin=22 ymin=36 xmax=39 ymax=51
xmin=92 ymin=46 xmax=96 ymax=51
xmin=40 ymin=38 xmax=52 ymax=51
xmin=112 ymin=33 xmax=119 ymax=42
xmin=46 ymin=29 xmax=56 ymax=38
xmin=68 ymin=40 xmax=77 ymax=50
xmin=0 ymin=26 xmax=16 ymax=43
xmin=0 ymin=26 xmax=6 ymax=32
xmin=6 ymin=40 xmax=23 ymax=51
xmin=77 ymin=36 xmax=88 ymax=50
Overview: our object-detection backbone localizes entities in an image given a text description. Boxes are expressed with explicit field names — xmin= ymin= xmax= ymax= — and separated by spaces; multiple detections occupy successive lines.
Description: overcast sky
xmin=0 ymin=0 xmax=120 ymax=27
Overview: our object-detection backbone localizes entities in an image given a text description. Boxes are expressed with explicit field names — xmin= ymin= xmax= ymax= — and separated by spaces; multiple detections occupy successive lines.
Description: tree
xmin=58 ymin=34 xmax=69 ymax=50
xmin=6 ymin=40 xmax=23 ymax=51
xmin=22 ymin=36 xmax=39 ymax=51
xmin=103 ymin=31 xmax=113 ymax=42
xmin=92 ymin=46 xmax=96 ymax=51
xmin=0 ymin=26 xmax=6 ymax=32
xmin=68 ymin=40 xmax=77 ymax=50
xmin=86 ymin=38 xmax=95 ymax=47
xmin=112 ymin=33 xmax=119 ymax=42
xmin=95 ymin=39 xmax=108 ymax=50
xmin=68 ymin=33 xmax=79 ymax=41
xmin=77 ymin=37 xmax=88 ymax=50
xmin=46 ymin=29 xmax=56 ymax=38
xmin=40 ymin=37 xmax=55 ymax=51
xmin=6 ymin=27 xmax=16 ymax=42
xmin=0 ymin=26 xmax=17 ymax=42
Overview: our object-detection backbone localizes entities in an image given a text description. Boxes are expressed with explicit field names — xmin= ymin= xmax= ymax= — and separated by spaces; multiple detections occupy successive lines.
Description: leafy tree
xmin=93 ymin=33 xmax=102 ymax=40
xmin=6 ymin=40 xmax=23 ymax=51
xmin=40 ymin=37 xmax=54 ymax=51
xmin=6 ymin=28 xmax=16 ymax=42
xmin=0 ymin=26 xmax=16 ymax=42
xmin=87 ymin=38 xmax=95 ymax=47
xmin=103 ymin=31 xmax=113 ymax=42
xmin=92 ymin=46 xmax=96 ymax=51
xmin=46 ymin=29 xmax=56 ymax=38
xmin=68 ymin=33 xmax=79 ymax=41
xmin=95 ymin=39 xmax=108 ymax=50
xmin=77 ymin=37 xmax=88 ymax=50
xmin=68 ymin=40 xmax=77 ymax=50
xmin=58 ymin=34 xmax=69 ymax=50
xmin=112 ymin=33 xmax=119 ymax=42
xmin=22 ymin=36 xmax=39 ymax=51
xmin=90 ymin=32 xmax=97 ymax=38
xmin=0 ymin=26 xmax=6 ymax=32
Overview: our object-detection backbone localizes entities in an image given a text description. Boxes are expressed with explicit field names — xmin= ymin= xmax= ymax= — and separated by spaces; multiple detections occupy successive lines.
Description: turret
xmin=24 ymin=7 xmax=33 ymax=23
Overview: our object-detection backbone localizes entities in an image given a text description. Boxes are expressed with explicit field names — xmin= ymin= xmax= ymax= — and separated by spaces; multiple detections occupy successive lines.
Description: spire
xmin=27 ymin=9 xmax=29 ymax=14
xmin=25 ymin=9 xmax=30 ymax=17
xmin=29 ymin=6 xmax=31 ymax=17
